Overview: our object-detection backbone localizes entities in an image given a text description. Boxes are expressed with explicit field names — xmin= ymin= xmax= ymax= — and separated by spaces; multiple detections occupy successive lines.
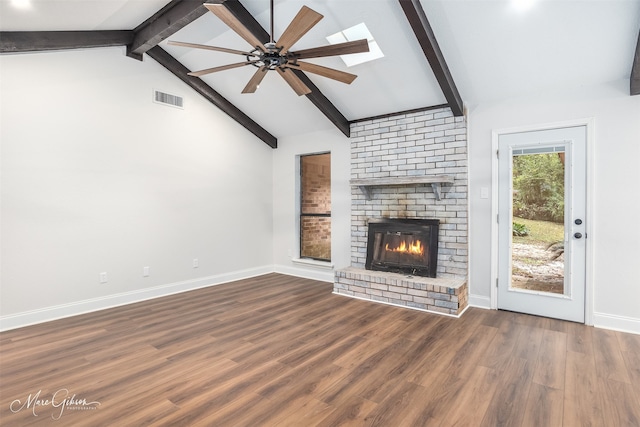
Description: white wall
xmin=0 ymin=47 xmax=274 ymax=330
xmin=467 ymin=79 xmax=640 ymax=333
xmin=272 ymin=128 xmax=352 ymax=282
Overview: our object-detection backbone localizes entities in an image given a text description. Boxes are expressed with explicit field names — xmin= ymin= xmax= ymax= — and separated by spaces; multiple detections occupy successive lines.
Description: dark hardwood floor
xmin=1 ymin=273 xmax=639 ymax=426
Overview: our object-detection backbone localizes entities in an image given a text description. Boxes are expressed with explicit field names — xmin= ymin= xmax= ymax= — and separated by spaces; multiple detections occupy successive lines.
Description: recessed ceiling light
xmin=11 ymin=0 xmax=32 ymax=10
xmin=512 ymin=0 xmax=536 ymax=12
xmin=327 ymin=23 xmax=384 ymax=67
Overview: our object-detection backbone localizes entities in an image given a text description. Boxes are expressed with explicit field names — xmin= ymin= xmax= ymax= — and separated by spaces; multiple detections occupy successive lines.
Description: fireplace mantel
xmin=350 ymin=175 xmax=455 ymax=201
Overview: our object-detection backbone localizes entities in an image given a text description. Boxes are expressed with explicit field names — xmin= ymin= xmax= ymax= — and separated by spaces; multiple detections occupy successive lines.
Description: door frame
xmin=490 ymin=118 xmax=595 ymax=325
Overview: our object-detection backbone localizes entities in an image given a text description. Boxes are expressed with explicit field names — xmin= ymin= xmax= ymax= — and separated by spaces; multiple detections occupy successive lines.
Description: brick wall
xmin=301 ymin=216 xmax=331 ymax=260
xmin=334 ymin=267 xmax=468 ymax=316
xmin=350 ymin=108 xmax=468 ymax=279
xmin=301 ymin=161 xmax=331 ymax=214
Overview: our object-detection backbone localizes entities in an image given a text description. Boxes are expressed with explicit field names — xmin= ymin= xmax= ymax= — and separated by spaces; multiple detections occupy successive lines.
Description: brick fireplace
xmin=333 ymin=107 xmax=469 ymax=316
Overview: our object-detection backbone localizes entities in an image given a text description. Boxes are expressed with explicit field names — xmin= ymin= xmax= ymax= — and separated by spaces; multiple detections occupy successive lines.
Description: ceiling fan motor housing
xmin=250 ymin=43 xmax=289 ymax=70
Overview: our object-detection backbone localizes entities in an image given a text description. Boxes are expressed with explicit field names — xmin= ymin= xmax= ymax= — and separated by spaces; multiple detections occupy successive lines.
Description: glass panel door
xmin=497 ymin=126 xmax=586 ymax=323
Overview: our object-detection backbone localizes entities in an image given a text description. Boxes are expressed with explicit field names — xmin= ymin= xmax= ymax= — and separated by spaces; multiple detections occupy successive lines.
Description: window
xmin=299 ymin=153 xmax=331 ymax=261
xmin=326 ymin=22 xmax=384 ymax=67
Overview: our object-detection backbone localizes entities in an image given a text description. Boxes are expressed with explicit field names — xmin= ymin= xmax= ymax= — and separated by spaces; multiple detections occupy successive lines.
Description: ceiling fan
xmin=168 ymin=0 xmax=370 ymax=96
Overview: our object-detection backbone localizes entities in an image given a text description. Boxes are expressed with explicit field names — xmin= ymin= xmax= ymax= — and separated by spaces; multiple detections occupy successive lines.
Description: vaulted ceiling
xmin=2 ymin=0 xmax=639 ymax=148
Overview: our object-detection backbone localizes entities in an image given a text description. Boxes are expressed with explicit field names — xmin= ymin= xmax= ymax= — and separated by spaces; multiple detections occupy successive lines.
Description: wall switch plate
xmin=99 ymin=272 xmax=108 ymax=283
xmin=480 ymin=187 xmax=489 ymax=199
xmin=192 ymin=258 xmax=199 ymax=268
xmin=143 ymin=266 xmax=150 ymax=277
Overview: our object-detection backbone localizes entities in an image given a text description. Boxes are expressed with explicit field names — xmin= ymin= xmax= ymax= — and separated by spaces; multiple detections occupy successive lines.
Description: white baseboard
xmin=273 ymin=263 xmax=334 ymax=283
xmin=593 ymin=312 xmax=640 ymax=335
xmin=6 ymin=269 xmax=637 ymax=336
xmin=469 ymin=294 xmax=492 ymax=309
xmin=0 ymin=266 xmax=273 ymax=332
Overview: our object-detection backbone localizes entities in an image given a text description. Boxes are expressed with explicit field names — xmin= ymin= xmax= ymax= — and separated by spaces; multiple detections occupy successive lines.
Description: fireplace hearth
xmin=365 ymin=219 xmax=439 ymax=278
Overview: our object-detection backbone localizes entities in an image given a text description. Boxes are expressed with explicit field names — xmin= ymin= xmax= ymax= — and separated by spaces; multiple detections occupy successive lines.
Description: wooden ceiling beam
xmin=127 ymin=0 xmax=208 ymax=60
xmin=292 ymin=69 xmax=351 ymax=137
xmin=398 ymin=0 xmax=464 ymax=116
xmin=631 ymin=30 xmax=640 ymax=96
xmin=129 ymin=0 xmax=279 ymax=146
xmin=0 ymin=31 xmax=133 ymax=53
xmin=147 ymin=46 xmax=277 ymax=148
xmin=212 ymin=0 xmax=271 ymax=47
xmin=221 ymin=0 xmax=351 ymax=137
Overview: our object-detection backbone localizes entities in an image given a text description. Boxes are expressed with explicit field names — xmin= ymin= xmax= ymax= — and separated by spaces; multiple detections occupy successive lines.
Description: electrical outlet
xmin=143 ymin=266 xmax=150 ymax=277
xmin=192 ymin=258 xmax=199 ymax=268
xmin=99 ymin=272 xmax=108 ymax=284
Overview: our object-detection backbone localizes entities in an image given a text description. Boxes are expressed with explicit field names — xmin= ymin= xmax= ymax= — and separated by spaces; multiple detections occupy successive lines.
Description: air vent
xmin=153 ymin=90 xmax=184 ymax=109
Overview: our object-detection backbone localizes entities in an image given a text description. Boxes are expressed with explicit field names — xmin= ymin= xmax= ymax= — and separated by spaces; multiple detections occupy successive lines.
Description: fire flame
xmin=385 ymin=240 xmax=424 ymax=255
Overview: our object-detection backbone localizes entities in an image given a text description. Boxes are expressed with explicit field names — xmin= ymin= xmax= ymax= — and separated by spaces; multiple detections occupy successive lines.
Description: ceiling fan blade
xmin=276 ymin=67 xmax=312 ymax=96
xmin=242 ymin=66 xmax=269 ymax=94
xmin=188 ymin=61 xmax=258 ymax=77
xmin=168 ymin=40 xmax=255 ymax=56
xmin=286 ymin=61 xmax=358 ymax=85
xmin=276 ymin=5 xmax=323 ymax=54
xmin=204 ymin=3 xmax=267 ymax=52
xmin=288 ymin=39 xmax=369 ymax=60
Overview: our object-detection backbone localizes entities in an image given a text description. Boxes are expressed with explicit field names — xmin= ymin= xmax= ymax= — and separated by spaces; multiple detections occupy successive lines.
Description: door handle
xmin=574 ymin=232 xmax=583 ymax=239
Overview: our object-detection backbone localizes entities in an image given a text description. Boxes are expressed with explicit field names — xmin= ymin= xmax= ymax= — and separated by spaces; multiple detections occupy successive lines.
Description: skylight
xmin=326 ymin=23 xmax=384 ymax=67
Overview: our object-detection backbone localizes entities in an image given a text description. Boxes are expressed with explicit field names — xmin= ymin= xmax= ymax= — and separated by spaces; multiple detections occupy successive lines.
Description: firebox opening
xmin=365 ymin=219 xmax=439 ymax=278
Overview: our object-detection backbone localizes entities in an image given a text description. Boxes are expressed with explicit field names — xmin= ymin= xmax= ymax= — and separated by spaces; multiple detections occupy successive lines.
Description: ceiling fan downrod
xmin=270 ymin=0 xmax=274 ymax=44
xmin=250 ymin=0 xmax=289 ymax=71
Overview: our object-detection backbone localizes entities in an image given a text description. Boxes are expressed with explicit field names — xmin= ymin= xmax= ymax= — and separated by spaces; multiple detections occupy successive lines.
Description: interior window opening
xmin=300 ymin=152 xmax=331 ymax=262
